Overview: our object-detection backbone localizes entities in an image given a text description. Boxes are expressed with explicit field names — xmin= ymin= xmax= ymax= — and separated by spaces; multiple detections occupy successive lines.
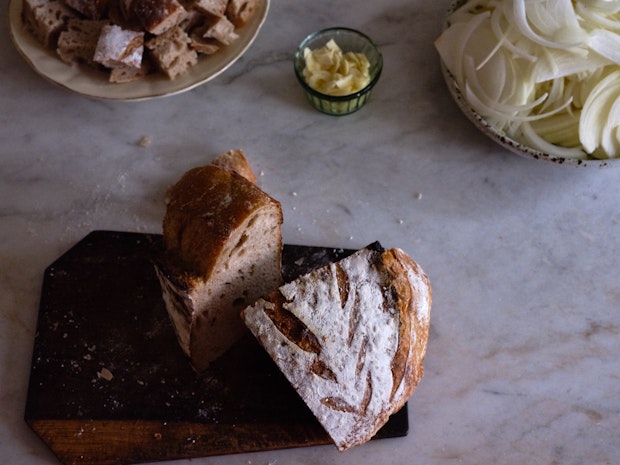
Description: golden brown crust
xmin=382 ymin=248 xmax=431 ymax=409
xmin=162 ymin=164 xmax=280 ymax=278
xmin=156 ymin=153 xmax=283 ymax=372
xmin=211 ymin=148 xmax=257 ymax=183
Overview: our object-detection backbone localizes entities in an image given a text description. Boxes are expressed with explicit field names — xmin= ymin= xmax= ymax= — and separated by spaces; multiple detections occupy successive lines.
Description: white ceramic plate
xmin=9 ymin=0 xmax=269 ymax=101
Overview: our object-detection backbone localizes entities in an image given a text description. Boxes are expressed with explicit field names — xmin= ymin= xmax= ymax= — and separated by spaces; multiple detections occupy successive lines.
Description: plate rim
xmin=8 ymin=0 xmax=270 ymax=101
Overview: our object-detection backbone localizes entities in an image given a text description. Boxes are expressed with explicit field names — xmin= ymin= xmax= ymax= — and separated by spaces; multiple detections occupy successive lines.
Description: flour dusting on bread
xmin=242 ymin=243 xmax=432 ymax=451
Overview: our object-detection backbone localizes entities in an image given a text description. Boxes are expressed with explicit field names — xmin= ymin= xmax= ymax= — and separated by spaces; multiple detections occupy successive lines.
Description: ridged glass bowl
xmin=294 ymin=27 xmax=383 ymax=116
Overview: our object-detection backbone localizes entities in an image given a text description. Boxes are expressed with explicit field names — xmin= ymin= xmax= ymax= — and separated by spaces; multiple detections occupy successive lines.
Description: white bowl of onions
xmin=435 ymin=0 xmax=620 ymax=167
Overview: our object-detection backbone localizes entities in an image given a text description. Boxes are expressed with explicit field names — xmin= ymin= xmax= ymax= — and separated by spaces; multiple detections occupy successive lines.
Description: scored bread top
xmin=162 ymin=164 xmax=280 ymax=280
xmin=242 ymin=244 xmax=431 ymax=451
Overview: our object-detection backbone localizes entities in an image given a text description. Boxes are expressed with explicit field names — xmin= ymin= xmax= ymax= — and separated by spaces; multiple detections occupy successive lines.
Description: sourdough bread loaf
xmin=154 ymin=152 xmax=283 ymax=372
xmin=242 ymin=242 xmax=431 ymax=451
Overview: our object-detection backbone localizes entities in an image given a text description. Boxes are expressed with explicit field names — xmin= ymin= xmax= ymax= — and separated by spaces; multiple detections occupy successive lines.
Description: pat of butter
xmin=303 ymin=39 xmax=370 ymax=96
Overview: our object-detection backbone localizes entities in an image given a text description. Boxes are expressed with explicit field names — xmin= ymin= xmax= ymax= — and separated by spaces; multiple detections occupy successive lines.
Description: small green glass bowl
xmin=294 ymin=27 xmax=383 ymax=116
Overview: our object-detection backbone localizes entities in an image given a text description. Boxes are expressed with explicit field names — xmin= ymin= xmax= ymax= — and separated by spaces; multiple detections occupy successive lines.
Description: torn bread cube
xmin=109 ymin=61 xmax=150 ymax=82
xmin=94 ymin=24 xmax=144 ymax=69
xmin=189 ymin=33 xmax=220 ymax=55
xmin=106 ymin=0 xmax=137 ymax=28
xmin=226 ymin=0 xmax=259 ymax=27
xmin=56 ymin=19 xmax=108 ymax=66
xmin=197 ymin=15 xmax=238 ymax=45
xmin=22 ymin=0 xmax=77 ymax=48
xmin=146 ymin=26 xmax=197 ymax=79
xmin=210 ymin=148 xmax=257 ymax=183
xmin=190 ymin=0 xmax=228 ymax=17
xmin=242 ymin=243 xmax=432 ymax=451
xmin=177 ymin=9 xmax=204 ymax=31
xmin=131 ymin=0 xmax=187 ymax=35
xmin=65 ymin=0 xmax=109 ymax=19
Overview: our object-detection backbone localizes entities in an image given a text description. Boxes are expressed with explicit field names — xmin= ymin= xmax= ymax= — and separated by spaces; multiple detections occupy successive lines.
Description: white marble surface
xmin=2 ymin=1 xmax=620 ymax=464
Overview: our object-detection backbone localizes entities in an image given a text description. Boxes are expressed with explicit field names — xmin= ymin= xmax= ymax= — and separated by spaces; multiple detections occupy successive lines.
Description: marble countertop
xmin=2 ymin=1 xmax=620 ymax=464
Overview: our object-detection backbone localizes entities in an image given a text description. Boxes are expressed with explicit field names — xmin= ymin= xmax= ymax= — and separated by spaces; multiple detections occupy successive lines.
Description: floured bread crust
xmin=154 ymin=153 xmax=283 ymax=372
xmin=242 ymin=243 xmax=431 ymax=451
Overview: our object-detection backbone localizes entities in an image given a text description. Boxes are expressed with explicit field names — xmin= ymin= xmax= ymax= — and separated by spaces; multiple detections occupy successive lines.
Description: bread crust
xmin=242 ymin=244 xmax=431 ymax=451
xmin=155 ymin=156 xmax=283 ymax=372
xmin=381 ymin=248 xmax=432 ymax=410
xmin=131 ymin=0 xmax=187 ymax=35
xmin=162 ymin=165 xmax=278 ymax=277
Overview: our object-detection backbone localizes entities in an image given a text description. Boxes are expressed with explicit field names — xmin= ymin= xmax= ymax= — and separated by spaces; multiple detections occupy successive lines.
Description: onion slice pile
xmin=435 ymin=0 xmax=620 ymax=159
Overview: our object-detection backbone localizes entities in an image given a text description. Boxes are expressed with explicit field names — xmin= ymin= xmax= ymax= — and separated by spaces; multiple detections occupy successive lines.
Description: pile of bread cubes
xmin=22 ymin=0 xmax=259 ymax=82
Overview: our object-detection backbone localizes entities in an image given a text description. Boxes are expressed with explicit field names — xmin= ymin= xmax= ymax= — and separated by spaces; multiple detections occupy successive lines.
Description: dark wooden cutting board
xmin=24 ymin=230 xmax=409 ymax=465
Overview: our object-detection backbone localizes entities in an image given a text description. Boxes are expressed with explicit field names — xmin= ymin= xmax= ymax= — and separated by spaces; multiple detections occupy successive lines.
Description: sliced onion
xmin=579 ymin=70 xmax=620 ymax=155
xmin=521 ymin=121 xmax=586 ymax=158
xmin=487 ymin=5 xmax=538 ymax=63
xmin=512 ymin=0 xmax=585 ymax=49
xmin=589 ymin=29 xmax=620 ymax=65
xmin=436 ymin=0 xmax=620 ymax=158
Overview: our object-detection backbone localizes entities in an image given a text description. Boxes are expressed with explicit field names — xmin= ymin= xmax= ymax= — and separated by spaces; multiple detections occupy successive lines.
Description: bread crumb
xmin=415 ymin=192 xmax=422 ymax=200
xmin=97 ymin=367 xmax=114 ymax=381
xmin=138 ymin=135 xmax=152 ymax=147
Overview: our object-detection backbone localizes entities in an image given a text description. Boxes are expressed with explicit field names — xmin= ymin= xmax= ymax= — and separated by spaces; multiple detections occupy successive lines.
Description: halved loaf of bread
xmin=242 ymin=242 xmax=431 ymax=451
xmin=154 ymin=151 xmax=283 ymax=372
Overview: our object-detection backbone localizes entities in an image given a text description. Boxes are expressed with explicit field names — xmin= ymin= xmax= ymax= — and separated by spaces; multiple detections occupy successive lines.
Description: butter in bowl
xmin=294 ymin=27 xmax=383 ymax=116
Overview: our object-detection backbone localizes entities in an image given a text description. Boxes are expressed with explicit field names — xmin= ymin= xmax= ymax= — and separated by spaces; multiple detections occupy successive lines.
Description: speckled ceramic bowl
xmin=440 ymin=0 xmax=613 ymax=168
xmin=294 ymin=27 xmax=382 ymax=116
